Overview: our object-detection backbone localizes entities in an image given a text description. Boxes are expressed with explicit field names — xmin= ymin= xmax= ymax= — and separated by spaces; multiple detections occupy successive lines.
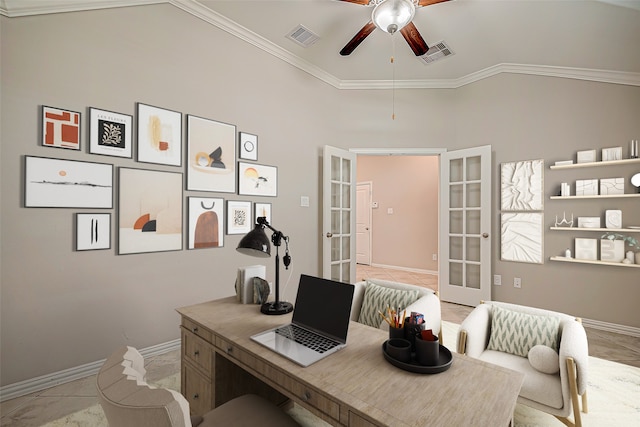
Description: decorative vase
xmin=636 ymin=252 xmax=640 ymax=265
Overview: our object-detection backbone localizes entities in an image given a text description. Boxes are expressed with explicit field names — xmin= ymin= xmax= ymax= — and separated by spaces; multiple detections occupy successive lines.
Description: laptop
xmin=251 ymin=274 xmax=355 ymax=367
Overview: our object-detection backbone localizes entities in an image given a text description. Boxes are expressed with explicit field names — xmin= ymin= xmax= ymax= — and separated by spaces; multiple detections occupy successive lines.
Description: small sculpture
xmin=555 ymin=212 xmax=574 ymax=228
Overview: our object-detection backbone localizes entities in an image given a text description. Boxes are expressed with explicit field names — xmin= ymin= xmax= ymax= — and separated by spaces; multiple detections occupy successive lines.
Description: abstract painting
xmin=76 ymin=213 xmax=111 ymax=251
xmin=42 ymin=106 xmax=81 ymax=150
xmin=227 ymin=201 xmax=252 ymax=235
xmin=254 ymin=202 xmax=272 ymax=224
xmin=187 ymin=115 xmax=236 ymax=192
xmin=137 ymin=103 xmax=182 ymax=166
xmin=500 ymin=159 xmax=543 ymax=211
xmin=600 ymin=178 xmax=624 ymax=195
xmin=239 ymin=132 xmax=258 ymax=160
xmin=89 ymin=107 xmax=133 ymax=158
xmin=25 ymin=156 xmax=113 ymax=208
xmin=118 ymin=168 xmax=183 ymax=254
xmin=238 ymin=162 xmax=277 ymax=197
xmin=501 ymin=212 xmax=543 ymax=264
xmin=188 ymin=197 xmax=224 ymax=249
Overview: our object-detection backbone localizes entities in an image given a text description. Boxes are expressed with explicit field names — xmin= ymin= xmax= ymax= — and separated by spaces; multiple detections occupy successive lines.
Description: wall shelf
xmin=550 ymin=227 xmax=640 ymax=233
xmin=550 ymin=158 xmax=640 ymax=170
xmin=550 ymin=256 xmax=640 ymax=268
xmin=550 ymin=194 xmax=640 ymax=200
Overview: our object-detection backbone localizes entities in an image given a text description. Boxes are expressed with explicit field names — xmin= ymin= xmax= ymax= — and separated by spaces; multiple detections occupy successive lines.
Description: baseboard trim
xmin=582 ymin=318 xmax=640 ymax=337
xmin=0 ymin=339 xmax=181 ymax=402
xmin=369 ymin=263 xmax=439 ymax=276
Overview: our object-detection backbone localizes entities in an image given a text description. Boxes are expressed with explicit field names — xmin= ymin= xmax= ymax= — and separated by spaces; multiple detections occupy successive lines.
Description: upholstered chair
xmin=457 ymin=301 xmax=589 ymax=427
xmin=96 ymin=346 xmax=299 ymax=427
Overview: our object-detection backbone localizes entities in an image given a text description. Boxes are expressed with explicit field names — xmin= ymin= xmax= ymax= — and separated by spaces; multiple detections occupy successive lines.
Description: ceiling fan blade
xmin=340 ymin=21 xmax=376 ymax=56
xmin=400 ymin=22 xmax=429 ymax=56
xmin=338 ymin=0 xmax=372 ymax=5
xmin=417 ymin=0 xmax=450 ymax=6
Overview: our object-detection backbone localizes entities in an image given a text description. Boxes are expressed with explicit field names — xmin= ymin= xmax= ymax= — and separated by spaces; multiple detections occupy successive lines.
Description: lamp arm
xmin=257 ymin=217 xmax=291 ymax=268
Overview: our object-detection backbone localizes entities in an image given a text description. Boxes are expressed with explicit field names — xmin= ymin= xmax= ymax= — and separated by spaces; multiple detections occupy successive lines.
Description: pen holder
xmin=386 ymin=338 xmax=412 ymax=363
xmin=404 ymin=318 xmax=425 ymax=351
xmin=415 ymin=335 xmax=440 ymax=366
xmin=389 ymin=325 xmax=404 ymax=340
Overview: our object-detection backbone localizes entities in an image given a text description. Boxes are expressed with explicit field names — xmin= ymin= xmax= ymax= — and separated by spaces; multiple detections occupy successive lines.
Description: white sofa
xmin=457 ymin=301 xmax=588 ymax=427
xmin=350 ymin=278 xmax=442 ymax=341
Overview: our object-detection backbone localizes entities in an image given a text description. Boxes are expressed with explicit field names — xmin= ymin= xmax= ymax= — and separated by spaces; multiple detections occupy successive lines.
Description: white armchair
xmin=457 ymin=301 xmax=589 ymax=427
xmin=350 ymin=278 xmax=442 ymax=342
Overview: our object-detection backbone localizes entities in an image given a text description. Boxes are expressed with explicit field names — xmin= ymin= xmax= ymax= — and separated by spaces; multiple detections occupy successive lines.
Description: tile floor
xmin=1 ymin=265 xmax=638 ymax=426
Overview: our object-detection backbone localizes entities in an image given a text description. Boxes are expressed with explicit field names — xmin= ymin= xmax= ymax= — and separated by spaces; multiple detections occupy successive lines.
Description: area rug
xmin=43 ymin=321 xmax=640 ymax=426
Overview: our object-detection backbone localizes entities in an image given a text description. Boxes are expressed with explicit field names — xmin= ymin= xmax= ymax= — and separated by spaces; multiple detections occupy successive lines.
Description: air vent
xmin=419 ymin=41 xmax=454 ymax=65
xmin=285 ymin=25 xmax=320 ymax=48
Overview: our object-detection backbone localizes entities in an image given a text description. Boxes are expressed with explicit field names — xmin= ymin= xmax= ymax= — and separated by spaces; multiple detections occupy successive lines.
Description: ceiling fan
xmin=339 ymin=0 xmax=450 ymax=56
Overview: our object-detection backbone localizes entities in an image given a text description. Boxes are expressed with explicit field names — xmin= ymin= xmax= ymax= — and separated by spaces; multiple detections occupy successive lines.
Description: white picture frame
xmin=239 ymin=132 xmax=258 ymax=161
xmin=601 ymin=147 xmax=622 ymax=162
xmin=500 ymin=212 xmax=543 ymax=264
xmin=576 ymin=149 xmax=596 ymax=164
xmin=227 ymin=200 xmax=252 ymax=235
xmin=76 ymin=213 xmax=111 ymax=251
xmin=500 ymin=159 xmax=544 ymax=211
xmin=137 ymin=103 xmax=182 ymax=166
xmin=89 ymin=108 xmax=133 ymax=158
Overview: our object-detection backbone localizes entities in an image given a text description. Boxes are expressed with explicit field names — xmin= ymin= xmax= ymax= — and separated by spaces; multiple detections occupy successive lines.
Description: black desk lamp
xmin=236 ymin=217 xmax=294 ymax=315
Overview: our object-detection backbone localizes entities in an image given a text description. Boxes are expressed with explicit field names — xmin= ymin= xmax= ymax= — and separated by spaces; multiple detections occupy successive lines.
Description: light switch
xmin=300 ymin=196 xmax=309 ymax=207
xmin=387 ymin=208 xmax=394 ymax=214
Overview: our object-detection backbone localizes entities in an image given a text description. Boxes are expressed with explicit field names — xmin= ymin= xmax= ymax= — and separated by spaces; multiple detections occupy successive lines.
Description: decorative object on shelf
xmin=188 ymin=197 xmax=224 ymax=249
xmin=555 ymin=160 xmax=574 ymax=166
xmin=239 ymin=132 xmax=258 ymax=161
xmin=238 ymin=162 xmax=278 ymax=197
xmin=631 ymin=173 xmax=640 ymax=193
xmin=600 ymin=239 xmax=624 ymax=262
xmin=605 ymin=210 xmax=622 ymax=229
xmin=236 ymin=217 xmax=294 ymax=315
xmin=576 ymin=179 xmax=598 ymax=196
xmin=24 ymin=156 xmax=113 ymax=208
xmin=187 ymin=115 xmax=236 ymax=193
xmin=41 ymin=105 xmax=81 ymax=150
xmin=631 ymin=140 xmax=639 ymax=159
xmin=76 ymin=213 xmax=111 ymax=251
xmin=626 ymin=251 xmax=635 ymax=263
xmin=555 ymin=212 xmax=574 ymax=227
xmin=602 ymin=147 xmax=622 ymax=162
xmin=136 ymin=103 xmax=182 ymax=166
xmin=601 ymin=232 xmax=640 ymax=264
xmin=600 ymin=178 xmax=624 ymax=195
xmin=89 ymin=107 xmax=133 ymax=158
xmin=118 ymin=168 xmax=183 ymax=255
xmin=500 ymin=212 xmax=543 ymax=264
xmin=500 ymin=159 xmax=544 ymax=211
xmin=560 ymin=182 xmax=570 ymax=196
xmin=577 ymin=217 xmax=601 ymax=228
xmin=226 ymin=200 xmax=252 ymax=235
xmin=565 ymin=248 xmax=572 ymax=258
xmin=575 ymin=238 xmax=597 ymax=260
xmin=577 ymin=149 xmax=596 ymax=164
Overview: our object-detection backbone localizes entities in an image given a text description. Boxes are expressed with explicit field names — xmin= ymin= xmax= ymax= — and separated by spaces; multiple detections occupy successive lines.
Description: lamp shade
xmin=236 ymin=224 xmax=271 ymax=257
xmin=372 ymin=0 xmax=416 ymax=34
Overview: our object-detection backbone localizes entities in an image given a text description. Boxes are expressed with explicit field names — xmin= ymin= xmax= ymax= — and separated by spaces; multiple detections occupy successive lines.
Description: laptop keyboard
xmin=275 ymin=324 xmax=341 ymax=354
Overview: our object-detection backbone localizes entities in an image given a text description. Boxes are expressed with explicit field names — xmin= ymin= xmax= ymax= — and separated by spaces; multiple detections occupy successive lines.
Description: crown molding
xmin=3 ymin=0 xmax=640 ymax=89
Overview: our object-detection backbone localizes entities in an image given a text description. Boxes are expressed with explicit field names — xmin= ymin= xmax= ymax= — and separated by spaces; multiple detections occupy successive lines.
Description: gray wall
xmin=2 ymin=4 xmax=639 ymax=387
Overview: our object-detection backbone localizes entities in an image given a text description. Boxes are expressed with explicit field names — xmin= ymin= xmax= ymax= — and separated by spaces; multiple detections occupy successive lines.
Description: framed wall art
xmin=187 ymin=115 xmax=236 ymax=193
xmin=25 ymin=156 xmax=113 ymax=208
xmin=238 ymin=162 xmax=277 ymax=197
xmin=227 ymin=200 xmax=252 ymax=235
xmin=42 ymin=106 xmax=81 ymax=150
xmin=602 ymin=146 xmax=622 ymax=162
xmin=76 ymin=213 xmax=111 ymax=251
xmin=239 ymin=132 xmax=258 ymax=161
xmin=500 ymin=159 xmax=543 ymax=211
xmin=118 ymin=168 xmax=183 ymax=255
xmin=188 ymin=197 xmax=224 ymax=249
xmin=500 ymin=212 xmax=543 ymax=264
xmin=254 ymin=202 xmax=272 ymax=224
xmin=89 ymin=107 xmax=133 ymax=158
xmin=137 ymin=103 xmax=182 ymax=166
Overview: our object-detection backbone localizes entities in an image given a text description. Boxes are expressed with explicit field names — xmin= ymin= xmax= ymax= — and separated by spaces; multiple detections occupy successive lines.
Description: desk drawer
xmin=182 ymin=318 xmax=212 ymax=343
xmin=182 ymin=362 xmax=212 ymax=416
xmin=182 ymin=329 xmax=213 ymax=375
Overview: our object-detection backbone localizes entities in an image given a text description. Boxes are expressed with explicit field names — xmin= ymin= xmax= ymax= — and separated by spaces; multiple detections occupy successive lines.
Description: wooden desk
xmin=177 ymin=297 xmax=523 ymax=427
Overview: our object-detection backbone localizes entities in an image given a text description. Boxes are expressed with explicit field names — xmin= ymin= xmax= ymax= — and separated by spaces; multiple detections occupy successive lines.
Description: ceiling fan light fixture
xmin=372 ymin=0 xmax=416 ymax=34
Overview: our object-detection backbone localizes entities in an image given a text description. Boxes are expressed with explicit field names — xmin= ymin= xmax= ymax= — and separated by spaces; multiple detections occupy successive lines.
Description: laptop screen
xmin=292 ymin=275 xmax=355 ymax=343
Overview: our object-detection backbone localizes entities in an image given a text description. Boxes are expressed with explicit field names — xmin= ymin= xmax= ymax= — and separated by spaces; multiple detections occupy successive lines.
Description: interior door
xmin=323 ymin=146 xmax=357 ymax=283
xmin=439 ymin=145 xmax=492 ymax=306
xmin=356 ymin=182 xmax=372 ymax=265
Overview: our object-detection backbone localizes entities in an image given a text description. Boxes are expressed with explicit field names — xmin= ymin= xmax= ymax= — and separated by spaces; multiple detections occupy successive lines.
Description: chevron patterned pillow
xmin=487 ymin=305 xmax=560 ymax=357
xmin=357 ymin=282 xmax=419 ymax=328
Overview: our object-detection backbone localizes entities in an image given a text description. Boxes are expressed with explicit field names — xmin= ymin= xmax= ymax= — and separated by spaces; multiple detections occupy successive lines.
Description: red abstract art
xmin=43 ymin=106 xmax=80 ymax=150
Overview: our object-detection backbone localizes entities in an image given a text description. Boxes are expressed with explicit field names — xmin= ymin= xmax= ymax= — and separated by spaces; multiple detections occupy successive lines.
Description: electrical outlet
xmin=514 ymin=277 xmax=522 ymax=288
xmin=432 ymin=254 xmax=437 ymax=261
xmin=493 ymin=274 xmax=502 ymax=286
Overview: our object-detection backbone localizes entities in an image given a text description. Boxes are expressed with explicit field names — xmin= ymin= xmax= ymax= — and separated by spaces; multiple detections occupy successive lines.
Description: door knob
xmin=482 ymin=233 xmax=489 ymax=238
xmin=326 ymin=232 xmax=333 ymax=238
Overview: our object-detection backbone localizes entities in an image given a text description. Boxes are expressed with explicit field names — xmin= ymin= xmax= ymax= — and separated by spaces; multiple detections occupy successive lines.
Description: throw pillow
xmin=357 ymin=281 xmax=419 ymax=328
xmin=528 ymin=344 xmax=560 ymax=375
xmin=487 ymin=305 xmax=560 ymax=357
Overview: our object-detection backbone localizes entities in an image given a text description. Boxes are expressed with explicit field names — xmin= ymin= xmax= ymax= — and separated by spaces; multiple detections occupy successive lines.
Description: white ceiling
xmin=3 ymin=0 xmax=640 ymax=89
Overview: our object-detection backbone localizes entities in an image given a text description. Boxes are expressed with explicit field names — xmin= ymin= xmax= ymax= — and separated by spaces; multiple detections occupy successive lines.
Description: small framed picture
xmin=188 ymin=197 xmax=224 ymax=249
xmin=239 ymin=132 xmax=258 ymax=161
xmin=76 ymin=213 xmax=111 ymax=251
xmin=238 ymin=162 xmax=278 ymax=197
xmin=576 ymin=149 xmax=596 ymax=164
xmin=601 ymin=147 xmax=622 ymax=162
xmin=42 ymin=106 xmax=81 ymax=150
xmin=89 ymin=108 xmax=133 ymax=158
xmin=137 ymin=103 xmax=182 ymax=166
xmin=227 ymin=200 xmax=252 ymax=235
xmin=254 ymin=202 xmax=272 ymax=224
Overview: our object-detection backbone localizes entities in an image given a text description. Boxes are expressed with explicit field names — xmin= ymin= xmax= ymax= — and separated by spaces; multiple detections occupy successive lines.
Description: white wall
xmin=2 ymin=4 xmax=639 ymax=388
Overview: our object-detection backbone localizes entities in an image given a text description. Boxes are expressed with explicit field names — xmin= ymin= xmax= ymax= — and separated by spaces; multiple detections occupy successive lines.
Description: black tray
xmin=382 ymin=340 xmax=453 ymax=374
